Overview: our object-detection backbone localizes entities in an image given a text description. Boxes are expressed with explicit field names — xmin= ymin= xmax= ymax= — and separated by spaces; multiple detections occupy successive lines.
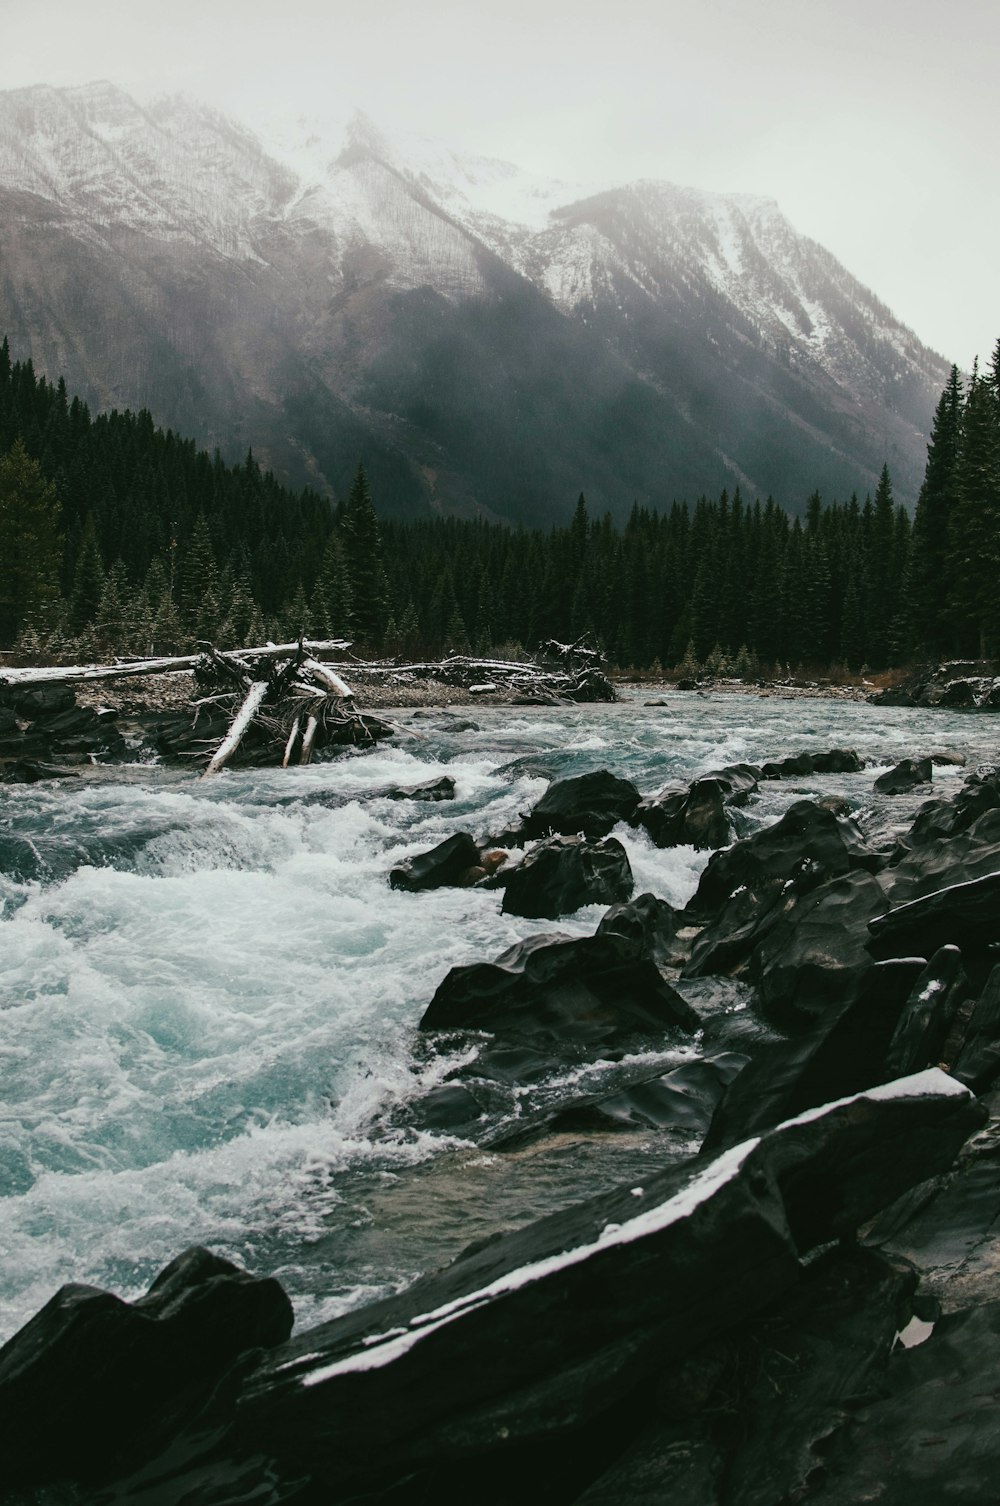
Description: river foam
xmin=0 ymin=692 xmax=988 ymax=1340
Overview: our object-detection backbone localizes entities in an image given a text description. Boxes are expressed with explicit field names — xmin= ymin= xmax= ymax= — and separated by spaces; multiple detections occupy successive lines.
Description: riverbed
xmin=1 ymin=691 xmax=996 ymax=1344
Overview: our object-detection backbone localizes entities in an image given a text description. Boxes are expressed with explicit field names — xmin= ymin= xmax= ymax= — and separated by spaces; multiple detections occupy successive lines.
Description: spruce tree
xmin=340 ymin=464 xmax=389 ymax=647
xmin=0 ymin=438 xmax=63 ymax=644
xmin=908 ymin=367 xmax=963 ymax=655
xmin=67 ymin=517 xmax=104 ymax=636
xmin=948 ymin=367 xmax=1000 ymax=656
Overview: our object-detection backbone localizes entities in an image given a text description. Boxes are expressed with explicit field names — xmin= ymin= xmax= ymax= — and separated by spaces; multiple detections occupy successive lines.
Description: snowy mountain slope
xmin=0 ymin=83 xmax=949 ymax=522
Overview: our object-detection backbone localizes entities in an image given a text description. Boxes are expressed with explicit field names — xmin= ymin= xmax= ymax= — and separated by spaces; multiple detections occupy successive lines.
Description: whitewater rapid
xmin=0 ymin=692 xmax=990 ymax=1341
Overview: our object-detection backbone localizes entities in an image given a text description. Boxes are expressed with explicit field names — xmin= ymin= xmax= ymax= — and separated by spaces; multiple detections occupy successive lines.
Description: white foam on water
xmin=1 ymin=695 xmax=994 ymax=1344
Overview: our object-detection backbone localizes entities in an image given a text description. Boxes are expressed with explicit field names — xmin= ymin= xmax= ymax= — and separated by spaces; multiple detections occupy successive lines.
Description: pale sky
xmin=3 ymin=0 xmax=997 ymax=370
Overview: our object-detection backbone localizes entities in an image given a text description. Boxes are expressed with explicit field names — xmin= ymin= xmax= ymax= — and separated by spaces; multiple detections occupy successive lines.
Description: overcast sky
xmin=4 ymin=0 xmax=997 ymax=370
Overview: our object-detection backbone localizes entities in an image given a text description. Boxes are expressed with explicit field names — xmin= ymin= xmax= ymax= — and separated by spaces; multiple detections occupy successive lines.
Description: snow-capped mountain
xmin=0 ymin=82 xmax=949 ymax=521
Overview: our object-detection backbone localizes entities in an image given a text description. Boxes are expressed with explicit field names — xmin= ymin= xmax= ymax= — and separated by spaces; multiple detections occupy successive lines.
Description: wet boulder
xmin=544 ymin=1053 xmax=749 ymax=1137
xmin=0 ymin=684 xmax=77 ymax=717
xmin=633 ymin=776 xmax=730 ymax=850
xmin=758 ymin=748 xmax=865 ymax=779
xmin=953 ymin=963 xmax=1000 ymax=1092
xmin=523 ymin=769 xmax=641 ymax=839
xmin=882 ymin=807 xmax=1000 ymax=905
xmin=868 ymin=869 xmax=1000 ymax=966
xmin=682 ymin=800 xmax=882 ymax=980
xmin=752 ymin=869 xmax=890 ymax=1029
xmin=596 ymin=891 xmax=687 ymax=970
xmin=501 ymin=835 xmax=633 ymax=919
xmin=0 ymin=1246 xmax=293 ymax=1487
xmin=389 ymin=831 xmax=482 ymax=891
xmin=381 ymin=776 xmax=456 ymax=802
xmin=704 ymin=959 xmax=926 ymax=1150
xmin=883 ymin=945 xmax=968 ymax=1079
xmin=420 ymin=928 xmax=699 ymax=1046
xmin=688 ymin=800 xmax=881 ymax=923
xmin=874 ymin=757 xmax=933 ymax=794
xmin=223 ymin=1072 xmax=981 ymax=1503
xmin=939 ymin=677 xmax=979 ymax=707
xmin=904 ymin=766 xmax=1000 ymax=844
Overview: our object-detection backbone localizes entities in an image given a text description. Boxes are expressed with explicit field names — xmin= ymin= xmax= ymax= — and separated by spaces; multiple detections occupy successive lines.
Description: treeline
xmin=0 ymin=334 xmax=998 ymax=671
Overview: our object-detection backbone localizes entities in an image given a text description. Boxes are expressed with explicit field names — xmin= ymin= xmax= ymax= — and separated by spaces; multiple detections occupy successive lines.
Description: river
xmin=0 ymin=690 xmax=995 ymax=1345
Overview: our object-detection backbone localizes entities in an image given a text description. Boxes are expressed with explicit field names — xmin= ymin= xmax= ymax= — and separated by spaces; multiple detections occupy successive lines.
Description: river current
xmin=1 ymin=690 xmax=996 ymax=1344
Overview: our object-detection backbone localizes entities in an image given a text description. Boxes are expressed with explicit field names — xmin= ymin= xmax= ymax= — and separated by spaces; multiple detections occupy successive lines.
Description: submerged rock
xmin=389 ymin=831 xmax=481 ymax=891
xmin=633 ymin=777 xmax=730 ymax=850
xmin=874 ymin=756 xmax=933 ymax=794
xmin=420 ymin=928 xmax=699 ymax=1045
xmin=381 ymin=775 xmax=456 ymax=801
xmin=501 ymin=834 xmax=633 ymax=919
xmin=523 ymin=769 xmax=642 ymax=839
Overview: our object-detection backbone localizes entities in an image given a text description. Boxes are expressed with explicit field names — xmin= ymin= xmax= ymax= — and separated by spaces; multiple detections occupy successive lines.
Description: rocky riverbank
xmin=4 ymin=741 xmax=1000 ymax=1502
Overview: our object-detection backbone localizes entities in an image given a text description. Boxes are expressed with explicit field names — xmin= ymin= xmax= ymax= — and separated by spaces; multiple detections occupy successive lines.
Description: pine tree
xmin=0 ymin=438 xmax=63 ymax=644
xmin=313 ymin=530 xmax=353 ymax=638
xmin=180 ymin=513 xmax=220 ymax=638
xmin=908 ymin=367 xmax=963 ymax=654
xmin=69 ymin=513 xmax=106 ymax=635
xmin=948 ymin=367 xmax=1000 ymax=656
xmin=340 ymin=464 xmax=389 ymax=646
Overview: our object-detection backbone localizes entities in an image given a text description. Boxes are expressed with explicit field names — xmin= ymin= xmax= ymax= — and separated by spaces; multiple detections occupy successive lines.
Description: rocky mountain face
xmin=0 ymin=82 xmax=950 ymax=523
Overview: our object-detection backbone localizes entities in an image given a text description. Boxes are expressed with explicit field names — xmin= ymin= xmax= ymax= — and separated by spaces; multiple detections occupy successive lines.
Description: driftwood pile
xmin=167 ymin=642 xmax=390 ymax=775
xmin=0 ymin=635 xmax=616 ymax=778
xmin=351 ymin=635 xmax=615 ymax=704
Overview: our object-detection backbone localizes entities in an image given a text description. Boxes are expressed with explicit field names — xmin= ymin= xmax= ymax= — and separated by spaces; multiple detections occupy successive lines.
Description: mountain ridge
xmin=0 ymin=82 xmax=950 ymax=522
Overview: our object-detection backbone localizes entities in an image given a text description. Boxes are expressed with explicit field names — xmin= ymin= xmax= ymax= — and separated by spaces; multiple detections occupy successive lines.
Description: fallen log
xmin=202 ymin=681 xmax=270 ymax=777
xmin=0 ymin=640 xmax=352 ymax=690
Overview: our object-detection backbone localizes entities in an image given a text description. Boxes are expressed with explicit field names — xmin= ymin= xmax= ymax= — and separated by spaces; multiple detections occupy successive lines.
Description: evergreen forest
xmin=1 ymin=334 xmax=998 ymax=675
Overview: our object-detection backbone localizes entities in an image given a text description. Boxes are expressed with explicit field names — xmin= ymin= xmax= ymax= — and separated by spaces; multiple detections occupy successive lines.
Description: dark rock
xmin=884 ymin=946 xmax=969 ymax=1078
xmin=407 ymin=1081 xmax=488 ymax=1134
xmin=954 ymin=964 xmax=1000 ymax=1092
xmin=871 ymin=685 xmax=916 ymax=707
xmin=524 ymin=769 xmax=641 ymax=839
xmin=218 ymin=1073 xmax=981 ymax=1501
xmin=939 ymin=677 xmax=978 ymax=707
xmin=753 ymin=869 xmax=890 ymax=1029
xmin=596 ymin=891 xmax=686 ymax=969
xmin=36 ymin=705 xmax=105 ymax=738
xmin=0 ymin=684 xmax=77 ymax=716
xmin=389 ymin=831 xmax=481 ymax=892
xmin=574 ymin=1244 xmax=915 ymax=1506
xmin=0 ymin=758 xmax=79 ymax=783
xmin=0 ymin=1246 xmax=293 ymax=1487
xmin=682 ymin=800 xmax=882 ymax=981
xmin=688 ymin=799 xmax=880 ymax=922
xmin=763 ymin=750 xmax=815 ymax=778
xmin=704 ymin=761 xmax=761 ymax=801
xmin=420 ymin=928 xmax=699 ymax=1045
xmin=704 ymin=959 xmax=925 ymax=1150
xmin=883 ymin=807 xmax=1000 ymax=904
xmin=634 ymin=777 xmax=730 ymax=850
xmin=868 ymin=869 xmax=1000 ymax=964
xmin=874 ymin=756 xmax=933 ymax=794
xmin=812 ymin=747 xmax=864 ymax=773
xmin=501 ymin=835 xmax=633 ymax=919
xmin=545 ymin=1053 xmax=748 ymax=1136
xmin=905 ymin=767 xmax=1000 ymax=843
xmin=798 ymin=1300 xmax=1000 ymax=1504
xmin=381 ymin=775 xmax=456 ymax=801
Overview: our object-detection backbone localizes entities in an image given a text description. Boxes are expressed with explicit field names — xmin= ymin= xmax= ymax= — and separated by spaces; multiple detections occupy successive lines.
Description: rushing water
xmin=0 ymin=690 xmax=996 ymax=1344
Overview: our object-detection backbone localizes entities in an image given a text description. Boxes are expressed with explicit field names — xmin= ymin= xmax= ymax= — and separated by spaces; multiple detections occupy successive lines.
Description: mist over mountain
xmin=0 ymin=81 xmax=949 ymax=522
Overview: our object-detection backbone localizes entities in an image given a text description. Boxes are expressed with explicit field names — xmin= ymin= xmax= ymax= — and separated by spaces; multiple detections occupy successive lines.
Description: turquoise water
xmin=0 ymin=691 xmax=994 ymax=1340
